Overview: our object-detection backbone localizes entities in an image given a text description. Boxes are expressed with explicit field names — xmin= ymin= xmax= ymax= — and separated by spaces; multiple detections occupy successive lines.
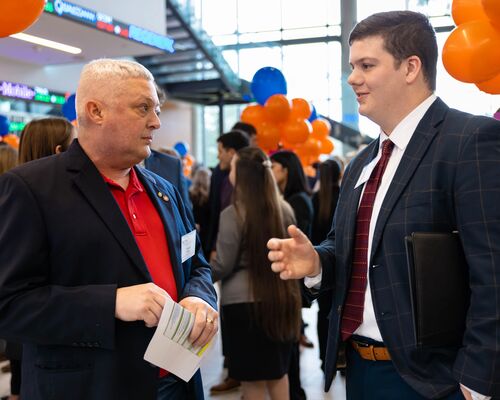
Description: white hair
xmin=76 ymin=59 xmax=155 ymax=127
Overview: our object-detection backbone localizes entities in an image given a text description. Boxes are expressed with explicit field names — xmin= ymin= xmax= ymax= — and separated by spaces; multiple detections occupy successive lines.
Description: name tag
xmin=181 ymin=230 xmax=196 ymax=263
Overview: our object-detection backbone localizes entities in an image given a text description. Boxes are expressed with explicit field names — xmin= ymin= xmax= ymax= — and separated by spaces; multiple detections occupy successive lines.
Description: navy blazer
xmin=144 ymin=149 xmax=192 ymax=211
xmin=316 ymin=98 xmax=500 ymax=398
xmin=0 ymin=140 xmax=217 ymax=400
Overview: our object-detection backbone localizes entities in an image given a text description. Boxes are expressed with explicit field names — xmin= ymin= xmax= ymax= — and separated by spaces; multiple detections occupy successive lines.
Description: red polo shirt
xmin=103 ymin=168 xmax=178 ymax=302
xmin=103 ymin=168 xmax=178 ymax=377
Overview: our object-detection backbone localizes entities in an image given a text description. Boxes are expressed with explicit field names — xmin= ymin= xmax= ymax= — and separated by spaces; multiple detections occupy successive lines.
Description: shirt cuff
xmin=304 ymin=268 xmax=322 ymax=289
xmin=461 ymin=384 xmax=491 ymax=400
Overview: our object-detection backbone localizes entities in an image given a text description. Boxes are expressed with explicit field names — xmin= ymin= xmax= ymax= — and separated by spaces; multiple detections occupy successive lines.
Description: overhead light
xmin=9 ymin=33 xmax=82 ymax=55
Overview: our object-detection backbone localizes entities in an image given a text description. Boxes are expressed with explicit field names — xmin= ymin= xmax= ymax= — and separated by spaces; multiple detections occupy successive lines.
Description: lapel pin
xmin=157 ymin=191 xmax=162 ymax=197
xmin=163 ymin=195 xmax=169 ymax=202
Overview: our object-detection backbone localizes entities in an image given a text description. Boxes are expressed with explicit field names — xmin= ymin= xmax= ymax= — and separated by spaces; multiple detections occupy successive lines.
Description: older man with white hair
xmin=0 ymin=59 xmax=218 ymax=400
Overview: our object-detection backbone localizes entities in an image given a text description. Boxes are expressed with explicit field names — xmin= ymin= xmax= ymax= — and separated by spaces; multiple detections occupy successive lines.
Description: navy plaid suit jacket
xmin=316 ymin=98 xmax=500 ymax=398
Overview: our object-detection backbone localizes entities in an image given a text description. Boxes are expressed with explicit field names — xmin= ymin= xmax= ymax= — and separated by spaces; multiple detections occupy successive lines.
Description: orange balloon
xmin=280 ymin=139 xmax=295 ymax=150
xmin=241 ymin=104 xmax=267 ymax=127
xmin=475 ymin=73 xmax=500 ymax=94
xmin=452 ymin=0 xmax=487 ymax=25
xmin=264 ymin=94 xmax=291 ymax=123
xmin=442 ymin=20 xmax=500 ymax=83
xmin=319 ymin=137 xmax=335 ymax=154
xmin=256 ymin=122 xmax=281 ymax=150
xmin=298 ymin=137 xmax=321 ymax=159
xmin=290 ymin=98 xmax=312 ymax=119
xmin=2 ymin=133 xmax=20 ymax=149
xmin=281 ymin=118 xmax=312 ymax=144
xmin=482 ymin=0 xmax=500 ymax=23
xmin=184 ymin=154 xmax=195 ymax=167
xmin=304 ymin=166 xmax=316 ymax=178
xmin=311 ymin=118 xmax=331 ymax=140
xmin=0 ymin=0 xmax=45 ymax=37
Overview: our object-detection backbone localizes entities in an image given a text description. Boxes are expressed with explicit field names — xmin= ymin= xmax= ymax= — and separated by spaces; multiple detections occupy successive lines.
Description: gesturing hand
xmin=267 ymin=225 xmax=321 ymax=280
xmin=115 ymin=283 xmax=168 ymax=328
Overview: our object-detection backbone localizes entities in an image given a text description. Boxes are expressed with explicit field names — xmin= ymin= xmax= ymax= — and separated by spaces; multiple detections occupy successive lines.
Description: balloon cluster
xmin=174 ymin=141 xmax=196 ymax=177
xmin=0 ymin=0 xmax=45 ymax=37
xmin=0 ymin=115 xmax=20 ymax=149
xmin=443 ymin=0 xmax=500 ymax=94
xmin=243 ymin=67 xmax=334 ymax=167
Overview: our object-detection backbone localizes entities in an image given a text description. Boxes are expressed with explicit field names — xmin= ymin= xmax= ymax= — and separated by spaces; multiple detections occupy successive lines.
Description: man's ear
xmin=85 ymin=100 xmax=105 ymax=125
xmin=405 ymin=55 xmax=423 ymax=85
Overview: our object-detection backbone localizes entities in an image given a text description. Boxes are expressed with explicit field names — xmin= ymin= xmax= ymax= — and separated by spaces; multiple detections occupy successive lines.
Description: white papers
xmin=144 ymin=295 xmax=213 ymax=382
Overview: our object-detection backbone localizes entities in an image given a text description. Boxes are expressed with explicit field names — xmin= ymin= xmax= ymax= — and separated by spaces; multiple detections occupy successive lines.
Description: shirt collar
xmin=378 ymin=94 xmax=437 ymax=152
xmin=102 ymin=167 xmax=144 ymax=194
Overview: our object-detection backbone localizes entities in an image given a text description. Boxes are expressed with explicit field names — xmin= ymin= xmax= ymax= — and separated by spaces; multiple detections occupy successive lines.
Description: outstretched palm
xmin=267 ymin=225 xmax=320 ymax=280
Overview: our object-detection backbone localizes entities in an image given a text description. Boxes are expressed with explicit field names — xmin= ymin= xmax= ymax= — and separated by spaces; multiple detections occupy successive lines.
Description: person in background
xmin=311 ymin=159 xmax=343 ymax=375
xmin=0 ymin=142 xmax=17 ymax=400
xmin=205 ymin=130 xmax=249 ymax=258
xmin=2 ymin=117 xmax=76 ymax=400
xmin=231 ymin=122 xmax=257 ymax=147
xmin=268 ymin=11 xmax=500 ymax=400
xmin=189 ymin=167 xmax=211 ymax=253
xmin=211 ymin=147 xmax=301 ymax=400
xmin=0 ymin=59 xmax=217 ymax=400
xmin=207 ymin=130 xmax=249 ymax=395
xmin=270 ymin=150 xmax=313 ymax=400
xmin=0 ymin=143 xmax=17 ymax=175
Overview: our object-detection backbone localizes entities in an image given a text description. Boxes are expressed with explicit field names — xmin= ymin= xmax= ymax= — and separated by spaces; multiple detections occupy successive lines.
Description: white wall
xmin=1 ymin=56 xmax=85 ymax=93
xmin=152 ymin=101 xmax=194 ymax=151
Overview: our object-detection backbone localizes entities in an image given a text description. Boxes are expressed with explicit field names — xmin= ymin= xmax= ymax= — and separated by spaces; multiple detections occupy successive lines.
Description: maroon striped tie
xmin=340 ymin=139 xmax=395 ymax=341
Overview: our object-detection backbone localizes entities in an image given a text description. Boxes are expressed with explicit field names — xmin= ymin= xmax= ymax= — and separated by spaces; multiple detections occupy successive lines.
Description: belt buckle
xmin=352 ymin=340 xmax=376 ymax=361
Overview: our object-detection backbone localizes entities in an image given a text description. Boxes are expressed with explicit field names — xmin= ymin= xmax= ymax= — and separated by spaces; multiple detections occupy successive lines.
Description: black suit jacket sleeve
xmin=0 ymin=172 xmax=116 ymax=349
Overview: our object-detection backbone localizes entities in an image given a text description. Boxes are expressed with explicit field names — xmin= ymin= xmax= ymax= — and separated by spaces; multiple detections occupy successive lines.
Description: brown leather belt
xmin=350 ymin=340 xmax=391 ymax=361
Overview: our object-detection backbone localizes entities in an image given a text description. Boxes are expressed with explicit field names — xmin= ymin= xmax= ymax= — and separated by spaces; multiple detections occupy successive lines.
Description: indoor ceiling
xmin=0 ymin=12 xmax=163 ymax=66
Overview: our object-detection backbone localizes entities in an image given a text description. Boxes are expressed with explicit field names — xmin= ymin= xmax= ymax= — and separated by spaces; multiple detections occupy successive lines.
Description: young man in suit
xmin=268 ymin=11 xmax=500 ymax=400
xmin=0 ymin=59 xmax=218 ymax=399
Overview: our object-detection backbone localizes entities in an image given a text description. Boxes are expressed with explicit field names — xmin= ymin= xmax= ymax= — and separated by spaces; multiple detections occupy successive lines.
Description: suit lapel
xmin=65 ymin=142 xmax=152 ymax=281
xmin=370 ymin=98 xmax=449 ymax=260
xmin=136 ymin=168 xmax=184 ymax=290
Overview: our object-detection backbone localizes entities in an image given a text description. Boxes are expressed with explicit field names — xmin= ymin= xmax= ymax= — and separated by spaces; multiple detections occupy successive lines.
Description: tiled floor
xmin=0 ymin=303 xmax=346 ymax=399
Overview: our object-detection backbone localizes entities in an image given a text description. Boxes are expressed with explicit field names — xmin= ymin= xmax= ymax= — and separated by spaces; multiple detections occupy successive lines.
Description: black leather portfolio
xmin=405 ymin=232 xmax=470 ymax=347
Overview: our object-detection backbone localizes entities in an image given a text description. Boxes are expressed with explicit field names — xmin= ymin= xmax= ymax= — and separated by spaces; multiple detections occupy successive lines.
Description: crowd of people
xmin=1 ymin=9 xmax=500 ymax=400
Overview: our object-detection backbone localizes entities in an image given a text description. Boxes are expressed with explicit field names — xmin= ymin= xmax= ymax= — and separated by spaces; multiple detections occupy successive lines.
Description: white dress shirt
xmin=305 ymin=93 xmax=489 ymax=399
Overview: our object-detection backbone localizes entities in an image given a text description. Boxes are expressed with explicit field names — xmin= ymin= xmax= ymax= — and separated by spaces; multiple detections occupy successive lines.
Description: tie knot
xmin=382 ymin=139 xmax=394 ymax=156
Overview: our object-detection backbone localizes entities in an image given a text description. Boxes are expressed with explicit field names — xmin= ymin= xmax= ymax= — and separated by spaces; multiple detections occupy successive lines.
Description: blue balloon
xmin=0 ymin=115 xmax=10 ymax=136
xmin=308 ymin=105 xmax=318 ymax=122
xmin=174 ymin=141 xmax=189 ymax=157
xmin=62 ymin=94 xmax=77 ymax=121
xmin=251 ymin=67 xmax=287 ymax=105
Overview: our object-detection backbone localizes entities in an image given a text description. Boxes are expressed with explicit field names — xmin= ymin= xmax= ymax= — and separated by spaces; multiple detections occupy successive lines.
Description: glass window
xmin=356 ymin=0 xmax=407 ymax=21
xmin=281 ymin=0 xmax=329 ymax=30
xmin=237 ymin=0 xmax=282 ymax=33
xmin=282 ymin=43 xmax=329 ymax=101
xmin=201 ymin=0 xmax=237 ymax=36
xmin=327 ymin=0 xmax=341 ymax=26
xmin=238 ymin=47 xmax=283 ymax=81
